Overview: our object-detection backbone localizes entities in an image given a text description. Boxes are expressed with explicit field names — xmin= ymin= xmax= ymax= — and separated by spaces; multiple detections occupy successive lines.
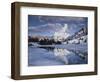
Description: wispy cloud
xmin=38 ymin=15 xmax=87 ymax=24
xmin=28 ymin=23 xmax=63 ymax=36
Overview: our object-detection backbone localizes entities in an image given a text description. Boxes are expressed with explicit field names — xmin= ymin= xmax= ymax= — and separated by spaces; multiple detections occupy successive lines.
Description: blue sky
xmin=28 ymin=15 xmax=88 ymax=37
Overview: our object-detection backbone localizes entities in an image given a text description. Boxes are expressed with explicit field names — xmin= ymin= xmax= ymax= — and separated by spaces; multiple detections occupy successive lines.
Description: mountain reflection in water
xmin=28 ymin=45 xmax=88 ymax=66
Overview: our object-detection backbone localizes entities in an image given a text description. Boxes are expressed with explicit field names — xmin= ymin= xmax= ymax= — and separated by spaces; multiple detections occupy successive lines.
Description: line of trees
xmin=28 ymin=36 xmax=61 ymax=45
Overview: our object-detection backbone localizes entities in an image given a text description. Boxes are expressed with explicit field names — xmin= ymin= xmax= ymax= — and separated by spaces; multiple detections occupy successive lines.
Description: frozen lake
xmin=28 ymin=44 xmax=88 ymax=66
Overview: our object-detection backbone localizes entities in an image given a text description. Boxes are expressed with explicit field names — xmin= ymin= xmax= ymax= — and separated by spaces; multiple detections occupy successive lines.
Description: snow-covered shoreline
xmin=31 ymin=43 xmax=87 ymax=52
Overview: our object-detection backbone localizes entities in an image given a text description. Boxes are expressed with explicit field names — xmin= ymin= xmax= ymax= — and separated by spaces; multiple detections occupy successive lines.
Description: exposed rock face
xmin=67 ymin=27 xmax=87 ymax=44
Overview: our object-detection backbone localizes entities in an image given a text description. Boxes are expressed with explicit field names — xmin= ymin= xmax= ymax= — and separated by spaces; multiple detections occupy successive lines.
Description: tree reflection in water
xmin=28 ymin=44 xmax=88 ymax=66
xmin=54 ymin=48 xmax=70 ymax=64
xmin=39 ymin=46 xmax=87 ymax=65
